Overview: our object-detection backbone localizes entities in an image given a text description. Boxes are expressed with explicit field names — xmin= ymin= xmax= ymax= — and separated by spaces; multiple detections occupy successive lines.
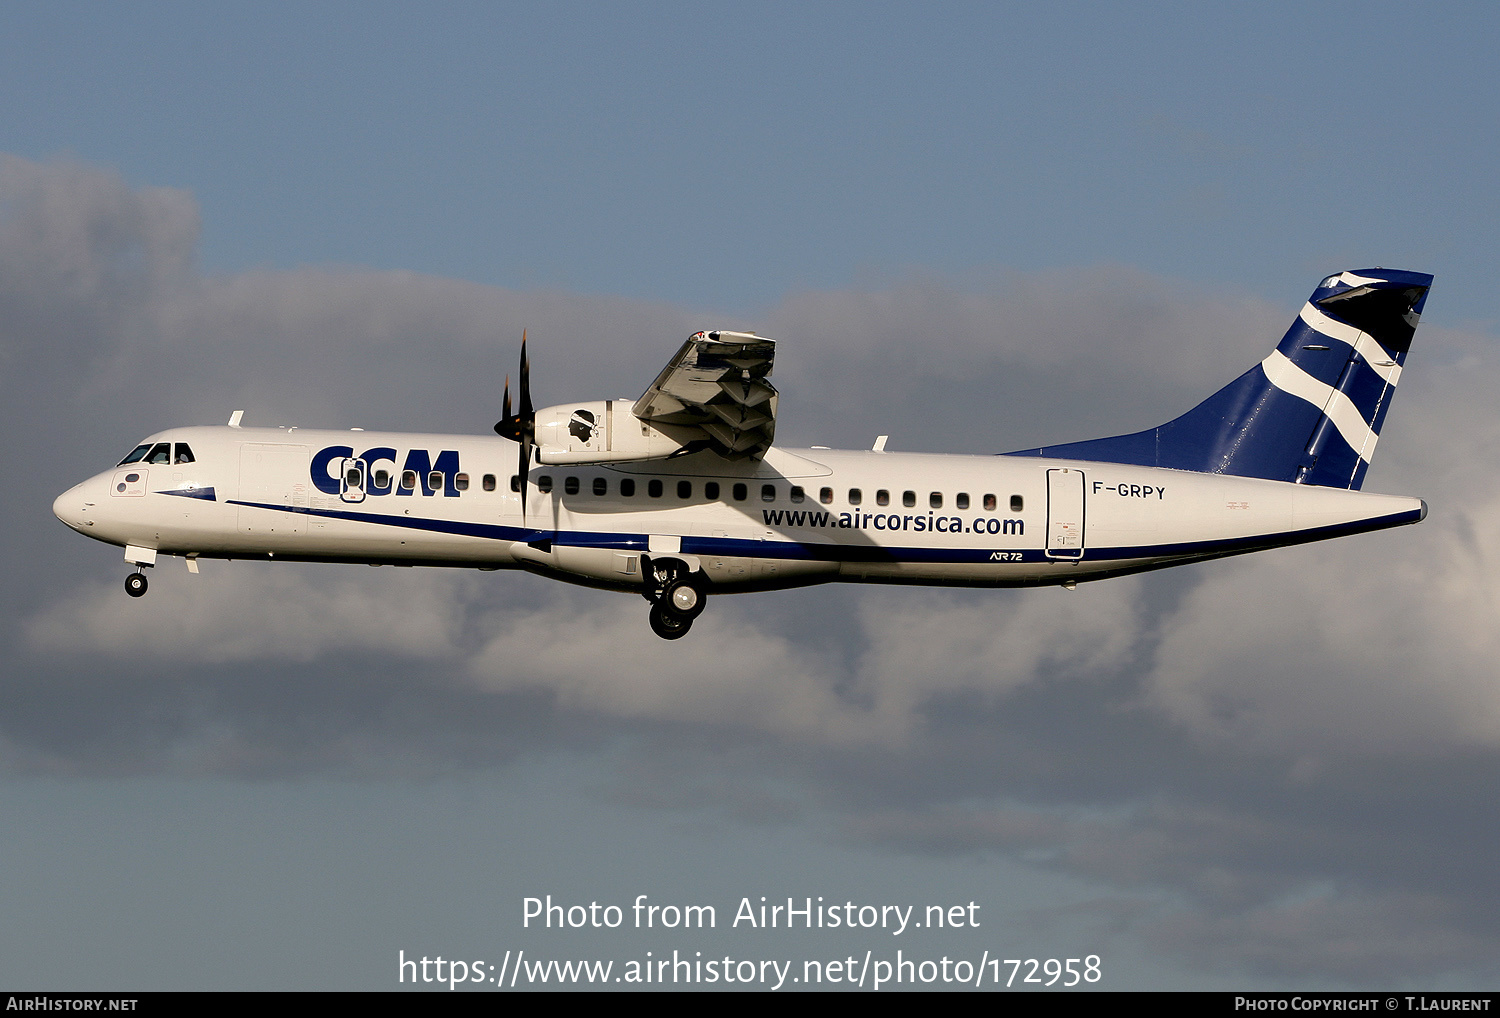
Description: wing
xmin=632 ymin=330 xmax=778 ymax=460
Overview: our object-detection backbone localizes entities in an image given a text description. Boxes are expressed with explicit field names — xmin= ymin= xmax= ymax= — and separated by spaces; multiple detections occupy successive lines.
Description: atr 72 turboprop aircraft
xmin=54 ymin=268 xmax=1431 ymax=639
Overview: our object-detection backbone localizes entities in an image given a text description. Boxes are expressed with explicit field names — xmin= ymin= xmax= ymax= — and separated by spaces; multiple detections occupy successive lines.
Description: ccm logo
xmin=310 ymin=445 xmax=461 ymax=497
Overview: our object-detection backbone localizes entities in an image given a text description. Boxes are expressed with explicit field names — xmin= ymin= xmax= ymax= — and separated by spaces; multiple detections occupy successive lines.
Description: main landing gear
xmin=643 ymin=558 xmax=707 ymax=640
xmin=124 ymin=570 xmax=148 ymax=597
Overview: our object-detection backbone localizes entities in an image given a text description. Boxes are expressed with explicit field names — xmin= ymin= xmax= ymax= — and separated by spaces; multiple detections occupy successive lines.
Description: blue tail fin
xmin=1003 ymin=268 xmax=1432 ymax=490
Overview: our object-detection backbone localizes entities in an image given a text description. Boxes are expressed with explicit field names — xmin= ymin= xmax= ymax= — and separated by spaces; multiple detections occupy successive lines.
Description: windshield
xmin=118 ymin=441 xmax=198 ymax=467
xmin=117 ymin=443 xmax=152 ymax=466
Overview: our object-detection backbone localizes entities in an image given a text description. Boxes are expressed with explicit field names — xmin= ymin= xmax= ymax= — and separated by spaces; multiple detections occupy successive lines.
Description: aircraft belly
xmin=726 ymin=554 xmax=838 ymax=588
xmin=543 ymin=534 xmax=840 ymax=590
xmin=839 ymin=559 xmax=1037 ymax=584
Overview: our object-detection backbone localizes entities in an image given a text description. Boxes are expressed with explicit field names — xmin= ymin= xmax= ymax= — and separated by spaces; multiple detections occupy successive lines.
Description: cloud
xmin=766 ymin=269 xmax=1286 ymax=454
xmin=26 ymin=564 xmax=469 ymax=664
xmin=24 ymin=558 xmax=1141 ymax=749
xmin=1146 ymin=504 xmax=1500 ymax=760
xmin=1143 ymin=888 xmax=1500 ymax=983
xmin=465 ymin=593 xmax=880 ymax=741
xmin=849 ymin=581 xmax=1144 ymax=726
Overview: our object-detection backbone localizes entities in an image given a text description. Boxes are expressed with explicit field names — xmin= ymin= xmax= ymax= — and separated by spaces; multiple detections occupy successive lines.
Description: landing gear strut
xmin=124 ymin=571 xmax=148 ymax=598
xmin=643 ymin=556 xmax=706 ymax=639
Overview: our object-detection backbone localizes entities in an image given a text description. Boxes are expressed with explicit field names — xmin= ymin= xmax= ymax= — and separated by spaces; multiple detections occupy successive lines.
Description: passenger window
xmin=848 ymin=488 xmax=862 ymax=506
xmin=118 ymin=444 xmax=152 ymax=466
xmin=345 ymin=467 xmax=363 ymax=487
xmin=510 ymin=475 xmax=520 ymax=492
xmin=401 ymin=470 xmax=417 ymax=491
xmin=593 ymin=477 xmax=607 ymax=496
xmin=537 ymin=475 xmax=553 ymax=493
xmin=1010 ymin=494 xmax=1024 ymax=512
xmin=374 ymin=469 xmax=391 ymax=489
xmin=483 ymin=474 xmax=497 ymax=492
xmin=565 ymin=476 xmax=580 ymax=495
xmin=174 ymin=444 xmax=195 ymax=464
xmin=761 ymin=484 xmax=776 ymax=502
xmin=903 ymin=491 xmax=916 ymax=508
xmin=677 ymin=480 xmax=692 ymax=499
xmin=983 ymin=493 xmax=996 ymax=511
xmin=732 ymin=483 xmax=747 ymax=501
xmin=705 ymin=481 xmax=720 ymax=500
xmin=876 ymin=490 xmax=890 ymax=506
xmin=146 ymin=443 xmax=171 ymax=465
xmin=621 ymin=478 xmax=636 ymax=497
xmin=648 ymin=479 xmax=663 ymax=498
xmin=428 ymin=471 xmax=444 ymax=491
xmin=455 ymin=473 xmax=470 ymax=491
xmin=820 ymin=487 xmax=833 ymax=504
xmin=790 ymin=486 xmax=805 ymax=503
xmin=956 ymin=492 xmax=969 ymax=510
xmin=929 ymin=492 xmax=942 ymax=509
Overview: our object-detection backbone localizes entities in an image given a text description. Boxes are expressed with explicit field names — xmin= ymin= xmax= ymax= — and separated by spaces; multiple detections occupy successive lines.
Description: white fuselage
xmin=54 ymin=424 xmax=1426 ymax=593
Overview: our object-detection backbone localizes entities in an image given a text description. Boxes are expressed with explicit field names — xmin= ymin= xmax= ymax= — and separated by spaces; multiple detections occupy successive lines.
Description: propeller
xmin=494 ymin=331 xmax=535 ymax=518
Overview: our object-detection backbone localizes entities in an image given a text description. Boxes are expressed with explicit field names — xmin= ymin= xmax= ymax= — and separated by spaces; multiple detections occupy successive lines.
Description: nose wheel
xmin=124 ymin=571 xmax=148 ymax=598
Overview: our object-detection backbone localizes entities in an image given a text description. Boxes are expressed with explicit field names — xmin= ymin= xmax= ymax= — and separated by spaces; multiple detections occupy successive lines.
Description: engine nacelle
xmin=533 ymin=400 xmax=697 ymax=464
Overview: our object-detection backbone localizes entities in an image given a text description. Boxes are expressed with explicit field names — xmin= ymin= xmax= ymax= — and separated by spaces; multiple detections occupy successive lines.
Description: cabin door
xmin=339 ymin=456 xmax=368 ymax=503
xmin=1045 ymin=467 xmax=1085 ymax=560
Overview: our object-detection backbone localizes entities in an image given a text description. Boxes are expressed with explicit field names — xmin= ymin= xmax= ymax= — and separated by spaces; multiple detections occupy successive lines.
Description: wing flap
xmin=633 ymin=330 xmax=778 ymax=460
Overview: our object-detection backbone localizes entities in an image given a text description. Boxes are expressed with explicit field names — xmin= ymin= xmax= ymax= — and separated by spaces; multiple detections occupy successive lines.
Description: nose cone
xmin=53 ymin=481 xmax=94 ymax=531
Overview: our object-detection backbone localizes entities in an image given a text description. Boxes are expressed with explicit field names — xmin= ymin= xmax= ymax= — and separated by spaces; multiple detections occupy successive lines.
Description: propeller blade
xmin=494 ymin=375 xmax=519 ymax=439
xmin=518 ymin=436 xmax=530 ymax=520
xmin=518 ymin=331 xmax=532 ymax=419
xmin=493 ymin=331 xmax=537 ymax=520
xmin=516 ymin=332 xmax=534 ymax=520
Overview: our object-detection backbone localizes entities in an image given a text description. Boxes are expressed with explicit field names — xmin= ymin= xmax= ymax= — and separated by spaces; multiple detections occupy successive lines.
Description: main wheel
xmin=663 ymin=577 xmax=706 ymax=619
xmin=649 ymin=603 xmax=692 ymax=640
xmin=124 ymin=572 xmax=148 ymax=598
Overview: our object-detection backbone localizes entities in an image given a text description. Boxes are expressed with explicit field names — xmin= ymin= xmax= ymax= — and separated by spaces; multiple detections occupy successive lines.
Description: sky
xmin=4 ymin=1 xmax=1500 ymax=991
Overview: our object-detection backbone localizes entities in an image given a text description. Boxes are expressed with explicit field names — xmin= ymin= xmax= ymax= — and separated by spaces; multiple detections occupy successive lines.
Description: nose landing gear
xmin=124 ymin=570 xmax=148 ymax=597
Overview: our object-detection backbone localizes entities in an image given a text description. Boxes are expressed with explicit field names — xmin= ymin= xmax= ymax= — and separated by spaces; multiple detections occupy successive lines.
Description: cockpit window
xmin=117 ymin=444 xmax=152 ymax=466
xmin=174 ymin=443 xmax=195 ymax=464
xmin=145 ymin=443 xmax=171 ymax=464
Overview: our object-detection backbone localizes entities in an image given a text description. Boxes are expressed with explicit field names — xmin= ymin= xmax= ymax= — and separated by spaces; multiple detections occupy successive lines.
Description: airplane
xmin=53 ymin=268 xmax=1432 ymax=640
